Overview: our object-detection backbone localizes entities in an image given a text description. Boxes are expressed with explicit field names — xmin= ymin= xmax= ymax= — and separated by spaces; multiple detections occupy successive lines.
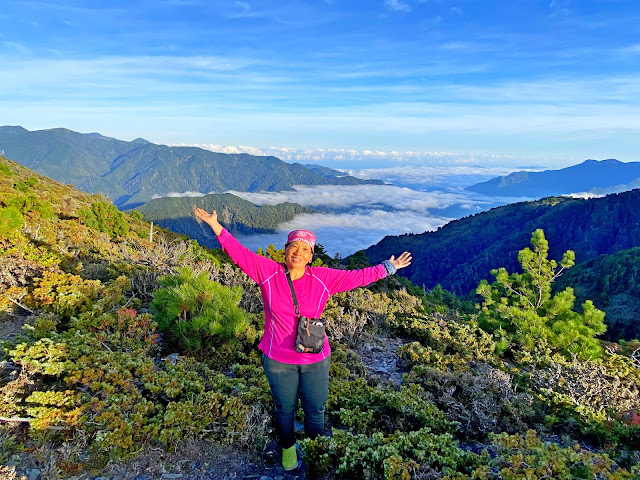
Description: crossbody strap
xmin=284 ymin=269 xmax=301 ymax=318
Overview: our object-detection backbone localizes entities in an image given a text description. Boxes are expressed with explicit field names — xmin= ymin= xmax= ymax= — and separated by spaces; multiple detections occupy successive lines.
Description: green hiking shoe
xmin=282 ymin=444 xmax=298 ymax=471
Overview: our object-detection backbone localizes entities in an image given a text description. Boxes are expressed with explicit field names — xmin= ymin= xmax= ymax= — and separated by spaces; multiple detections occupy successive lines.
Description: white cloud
xmin=152 ymin=191 xmax=205 ymax=198
xmin=226 ymin=184 xmax=470 ymax=212
xmin=235 ymin=208 xmax=450 ymax=257
xmin=171 ymin=144 xmax=530 ymax=169
xmin=549 ymin=0 xmax=572 ymax=17
xmin=172 ymin=143 xmax=267 ymax=156
xmin=226 ymin=183 xmax=527 ymax=257
xmin=234 ymin=1 xmax=250 ymax=12
xmin=385 ymin=0 xmax=411 ymax=12
xmin=343 ymin=164 xmax=546 ymax=188
xmin=2 ymin=41 xmax=29 ymax=53
xmin=621 ymin=44 xmax=640 ymax=54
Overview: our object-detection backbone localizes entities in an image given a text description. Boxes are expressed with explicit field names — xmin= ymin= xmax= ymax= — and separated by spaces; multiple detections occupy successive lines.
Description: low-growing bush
xmin=0 ymin=206 xmax=24 ymax=236
xmin=404 ymin=360 xmax=538 ymax=437
xmin=390 ymin=312 xmax=497 ymax=361
xmin=151 ymin=268 xmax=250 ymax=356
xmin=449 ymin=430 xmax=638 ymax=480
xmin=327 ymin=378 xmax=452 ymax=436
xmin=28 ymin=271 xmax=104 ymax=318
xmin=323 ymin=288 xmax=423 ymax=346
xmin=1 ymin=306 xmax=272 ymax=462
xmin=301 ymin=427 xmax=474 ymax=479
xmin=78 ymin=201 xmax=130 ymax=237
xmin=526 ymin=353 xmax=640 ymax=447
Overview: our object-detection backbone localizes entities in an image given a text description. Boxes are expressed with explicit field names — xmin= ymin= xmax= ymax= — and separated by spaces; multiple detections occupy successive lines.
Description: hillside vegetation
xmin=1 ymin=155 xmax=639 ymax=479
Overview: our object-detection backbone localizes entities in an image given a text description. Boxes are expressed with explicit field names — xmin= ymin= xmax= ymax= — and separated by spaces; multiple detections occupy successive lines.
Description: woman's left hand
xmin=389 ymin=251 xmax=412 ymax=270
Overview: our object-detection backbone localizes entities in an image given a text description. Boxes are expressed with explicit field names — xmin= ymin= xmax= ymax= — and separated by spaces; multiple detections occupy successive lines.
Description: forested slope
xmin=134 ymin=192 xmax=315 ymax=246
xmin=556 ymin=247 xmax=640 ymax=341
xmin=361 ymin=191 xmax=640 ymax=296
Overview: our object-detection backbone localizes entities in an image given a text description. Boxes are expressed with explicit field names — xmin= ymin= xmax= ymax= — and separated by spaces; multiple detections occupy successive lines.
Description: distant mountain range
xmin=359 ymin=189 xmax=640 ymax=299
xmin=134 ymin=193 xmax=315 ymax=248
xmin=466 ymin=159 xmax=640 ymax=197
xmin=0 ymin=126 xmax=383 ymax=209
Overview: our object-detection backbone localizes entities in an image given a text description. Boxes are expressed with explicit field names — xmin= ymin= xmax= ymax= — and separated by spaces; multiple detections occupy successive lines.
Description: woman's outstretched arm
xmin=193 ymin=208 xmax=277 ymax=284
xmin=194 ymin=207 xmax=223 ymax=236
xmin=314 ymin=251 xmax=413 ymax=295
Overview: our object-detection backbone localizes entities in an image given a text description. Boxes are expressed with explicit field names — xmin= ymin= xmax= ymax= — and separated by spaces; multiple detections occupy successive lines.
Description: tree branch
xmin=7 ymin=297 xmax=35 ymax=314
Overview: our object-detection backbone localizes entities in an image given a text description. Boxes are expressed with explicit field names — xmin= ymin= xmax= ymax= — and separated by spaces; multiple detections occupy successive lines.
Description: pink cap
xmin=286 ymin=230 xmax=316 ymax=251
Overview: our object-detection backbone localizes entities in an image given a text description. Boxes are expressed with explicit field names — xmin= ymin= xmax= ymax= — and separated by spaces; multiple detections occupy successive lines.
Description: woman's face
xmin=285 ymin=241 xmax=313 ymax=270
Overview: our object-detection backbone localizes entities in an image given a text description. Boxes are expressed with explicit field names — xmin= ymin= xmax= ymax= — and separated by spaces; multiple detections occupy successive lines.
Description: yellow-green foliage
xmin=0 ymin=206 xmax=23 ymax=236
xmin=28 ymin=272 xmax=104 ymax=318
xmin=2 ymin=307 xmax=271 ymax=459
xmin=390 ymin=311 xmax=497 ymax=362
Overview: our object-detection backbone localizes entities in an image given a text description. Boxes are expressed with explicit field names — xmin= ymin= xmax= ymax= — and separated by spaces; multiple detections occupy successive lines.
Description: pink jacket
xmin=216 ymin=228 xmax=389 ymax=364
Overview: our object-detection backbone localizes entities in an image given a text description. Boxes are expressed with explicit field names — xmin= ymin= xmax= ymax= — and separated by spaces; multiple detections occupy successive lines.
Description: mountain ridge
xmin=0 ymin=126 xmax=384 ymax=209
xmin=466 ymin=159 xmax=640 ymax=197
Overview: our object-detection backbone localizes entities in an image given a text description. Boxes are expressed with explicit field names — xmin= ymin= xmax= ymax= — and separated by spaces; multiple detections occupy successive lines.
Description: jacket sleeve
xmin=313 ymin=264 xmax=389 ymax=295
xmin=216 ymin=228 xmax=278 ymax=284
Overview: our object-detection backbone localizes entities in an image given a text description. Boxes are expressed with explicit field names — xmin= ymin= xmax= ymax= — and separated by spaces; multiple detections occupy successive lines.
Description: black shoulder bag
xmin=285 ymin=269 xmax=327 ymax=354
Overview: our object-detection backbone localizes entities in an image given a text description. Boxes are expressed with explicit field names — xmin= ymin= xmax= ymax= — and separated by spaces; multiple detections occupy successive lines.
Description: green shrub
xmin=151 ymin=268 xmax=249 ymax=355
xmin=78 ymin=201 xmax=130 ymax=237
xmin=390 ymin=312 xmax=496 ymax=361
xmin=5 ymin=192 xmax=55 ymax=219
xmin=22 ymin=312 xmax=61 ymax=340
xmin=13 ymin=176 xmax=38 ymax=193
xmin=301 ymin=427 xmax=473 ymax=479
xmin=0 ymin=206 xmax=23 ymax=236
xmin=527 ymin=353 xmax=640 ymax=447
xmin=404 ymin=360 xmax=538 ymax=437
xmin=328 ymin=378 xmax=452 ymax=436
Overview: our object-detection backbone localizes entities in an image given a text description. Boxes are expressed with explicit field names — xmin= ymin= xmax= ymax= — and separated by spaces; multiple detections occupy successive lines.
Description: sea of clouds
xmin=164 ymin=144 xmax=543 ymax=256
xmin=226 ymin=167 xmax=535 ymax=257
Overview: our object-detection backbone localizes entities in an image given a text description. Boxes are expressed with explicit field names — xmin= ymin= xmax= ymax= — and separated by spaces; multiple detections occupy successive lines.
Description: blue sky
xmin=2 ymin=0 xmax=640 ymax=167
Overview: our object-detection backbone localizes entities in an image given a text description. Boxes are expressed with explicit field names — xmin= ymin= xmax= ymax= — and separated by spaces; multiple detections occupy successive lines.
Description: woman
xmin=194 ymin=208 xmax=411 ymax=471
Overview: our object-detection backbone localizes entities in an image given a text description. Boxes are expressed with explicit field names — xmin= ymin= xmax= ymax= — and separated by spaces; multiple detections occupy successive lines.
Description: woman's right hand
xmin=194 ymin=208 xmax=223 ymax=236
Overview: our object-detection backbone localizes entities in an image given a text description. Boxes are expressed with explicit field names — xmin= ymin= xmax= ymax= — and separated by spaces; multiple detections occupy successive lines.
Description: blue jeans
xmin=262 ymin=354 xmax=330 ymax=448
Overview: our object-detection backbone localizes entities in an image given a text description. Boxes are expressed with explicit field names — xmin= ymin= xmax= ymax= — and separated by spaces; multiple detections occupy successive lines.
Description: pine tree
xmin=476 ymin=229 xmax=606 ymax=360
